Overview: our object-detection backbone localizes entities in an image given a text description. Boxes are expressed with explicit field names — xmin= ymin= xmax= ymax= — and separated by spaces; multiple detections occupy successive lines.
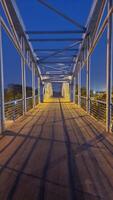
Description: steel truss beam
xmin=34 ymin=49 xmax=79 ymax=52
xmin=26 ymin=30 xmax=85 ymax=34
xmin=37 ymin=55 xmax=76 ymax=59
xmin=38 ymin=77 xmax=41 ymax=103
xmin=41 ymin=74 xmax=72 ymax=76
xmin=1 ymin=0 xmax=41 ymax=78
xmin=21 ymin=37 xmax=27 ymax=114
xmin=37 ymin=0 xmax=86 ymax=31
xmin=39 ymin=41 xmax=81 ymax=62
xmin=72 ymin=0 xmax=113 ymax=133
xmin=29 ymin=38 xmax=83 ymax=42
xmin=32 ymin=63 xmax=36 ymax=108
xmin=106 ymin=0 xmax=112 ymax=132
xmin=0 ymin=21 xmax=5 ymax=134
xmin=78 ymin=67 xmax=81 ymax=106
xmin=38 ymin=61 xmax=75 ymax=64
xmin=72 ymin=77 xmax=76 ymax=103
xmin=86 ymin=37 xmax=90 ymax=113
xmin=73 ymin=0 xmax=107 ymax=76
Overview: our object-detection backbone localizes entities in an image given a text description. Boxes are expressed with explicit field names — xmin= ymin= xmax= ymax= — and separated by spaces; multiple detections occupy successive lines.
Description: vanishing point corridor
xmin=1 ymin=1 xmax=113 ymax=199
xmin=0 ymin=98 xmax=113 ymax=200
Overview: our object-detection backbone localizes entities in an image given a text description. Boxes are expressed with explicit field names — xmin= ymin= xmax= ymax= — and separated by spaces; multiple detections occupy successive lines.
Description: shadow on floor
xmin=0 ymin=100 xmax=113 ymax=200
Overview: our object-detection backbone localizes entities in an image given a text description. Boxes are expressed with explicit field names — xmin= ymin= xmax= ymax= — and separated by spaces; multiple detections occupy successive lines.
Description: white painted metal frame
xmin=32 ymin=63 xmax=36 ymax=108
xmin=73 ymin=77 xmax=76 ymax=103
xmin=21 ymin=37 xmax=27 ymax=114
xmin=0 ymin=22 xmax=5 ymax=133
xmin=38 ymin=77 xmax=41 ymax=103
xmin=86 ymin=36 xmax=90 ymax=113
xmin=78 ymin=68 xmax=81 ymax=106
xmin=0 ymin=0 xmax=42 ymax=133
xmin=74 ymin=0 xmax=113 ymax=132
xmin=0 ymin=0 xmax=113 ymax=133
xmin=106 ymin=0 xmax=112 ymax=132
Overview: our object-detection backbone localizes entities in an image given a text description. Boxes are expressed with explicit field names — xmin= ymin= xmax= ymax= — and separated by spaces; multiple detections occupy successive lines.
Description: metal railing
xmin=111 ymin=104 xmax=113 ymax=131
xmin=4 ymin=95 xmax=39 ymax=121
xmin=35 ymin=95 xmax=38 ymax=105
xmin=26 ymin=96 xmax=33 ymax=111
xmin=90 ymin=98 xmax=106 ymax=123
xmin=5 ymin=99 xmax=23 ymax=120
xmin=75 ymin=95 xmax=78 ymax=104
xmin=80 ymin=96 xmax=87 ymax=111
xmin=74 ymin=95 xmax=106 ymax=124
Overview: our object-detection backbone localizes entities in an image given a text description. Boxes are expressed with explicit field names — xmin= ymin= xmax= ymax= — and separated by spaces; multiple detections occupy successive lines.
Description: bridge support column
xmin=0 ymin=22 xmax=5 ymax=133
xmin=32 ymin=63 xmax=35 ymax=108
xmin=78 ymin=69 xmax=81 ymax=106
xmin=38 ymin=77 xmax=41 ymax=103
xmin=73 ymin=77 xmax=76 ymax=103
xmin=21 ymin=37 xmax=26 ymax=114
xmin=106 ymin=0 xmax=112 ymax=132
xmin=86 ymin=37 xmax=90 ymax=113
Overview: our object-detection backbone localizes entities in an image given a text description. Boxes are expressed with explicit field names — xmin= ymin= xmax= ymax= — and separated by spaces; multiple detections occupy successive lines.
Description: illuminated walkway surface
xmin=0 ymin=98 xmax=113 ymax=200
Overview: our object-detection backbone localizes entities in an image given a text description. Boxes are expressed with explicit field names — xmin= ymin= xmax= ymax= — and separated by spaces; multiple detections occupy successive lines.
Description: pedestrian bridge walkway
xmin=0 ymin=98 xmax=113 ymax=200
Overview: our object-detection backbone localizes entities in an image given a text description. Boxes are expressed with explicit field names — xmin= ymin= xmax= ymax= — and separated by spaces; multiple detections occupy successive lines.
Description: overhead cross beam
xmin=26 ymin=30 xmax=85 ymax=34
xmin=41 ymin=65 xmax=71 ymax=70
xmin=38 ymin=61 xmax=75 ymax=64
xmin=34 ymin=48 xmax=79 ymax=52
xmin=42 ymin=74 xmax=72 ymax=76
xmin=37 ymin=55 xmax=77 ymax=59
xmin=29 ymin=38 xmax=83 ymax=42
xmin=37 ymin=0 xmax=86 ymax=31
xmin=40 ymin=64 xmax=73 ymax=68
xmin=38 ymin=41 xmax=81 ymax=62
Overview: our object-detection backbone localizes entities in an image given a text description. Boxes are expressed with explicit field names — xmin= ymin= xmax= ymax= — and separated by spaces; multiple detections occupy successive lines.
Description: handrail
xmin=4 ymin=98 xmax=23 ymax=105
xmin=26 ymin=96 xmax=33 ymax=100
xmin=90 ymin=98 xmax=106 ymax=105
xmin=80 ymin=96 xmax=86 ymax=99
xmin=4 ymin=95 xmax=38 ymax=121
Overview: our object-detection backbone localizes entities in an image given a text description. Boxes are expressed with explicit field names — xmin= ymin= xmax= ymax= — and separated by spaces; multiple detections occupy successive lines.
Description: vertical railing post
xmin=32 ymin=63 xmax=35 ymax=108
xmin=73 ymin=77 xmax=76 ymax=103
xmin=21 ymin=37 xmax=26 ymax=114
xmin=42 ymin=83 xmax=44 ymax=102
xmin=61 ymin=83 xmax=64 ymax=97
xmin=78 ymin=68 xmax=81 ymax=106
xmin=0 ymin=21 xmax=5 ymax=133
xmin=69 ymin=83 xmax=72 ymax=101
xmin=106 ymin=0 xmax=112 ymax=132
xmin=38 ymin=76 xmax=41 ymax=103
xmin=86 ymin=36 xmax=90 ymax=113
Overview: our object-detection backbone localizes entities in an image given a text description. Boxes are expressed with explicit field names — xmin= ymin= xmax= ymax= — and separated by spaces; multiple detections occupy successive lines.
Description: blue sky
xmin=0 ymin=0 xmax=108 ymax=91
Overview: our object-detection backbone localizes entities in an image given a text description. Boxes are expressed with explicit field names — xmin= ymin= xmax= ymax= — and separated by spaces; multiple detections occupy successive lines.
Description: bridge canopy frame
xmin=0 ymin=0 xmax=113 ymax=133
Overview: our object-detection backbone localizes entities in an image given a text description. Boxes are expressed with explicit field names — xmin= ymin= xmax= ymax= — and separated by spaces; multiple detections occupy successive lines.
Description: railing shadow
xmin=63 ymin=103 xmax=113 ymax=199
xmin=0 ymin=100 xmax=113 ymax=199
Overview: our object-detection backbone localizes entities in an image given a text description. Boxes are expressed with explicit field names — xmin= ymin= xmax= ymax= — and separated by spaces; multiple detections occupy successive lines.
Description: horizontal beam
xmin=37 ymin=56 xmax=77 ymax=59
xmin=42 ymin=74 xmax=71 ymax=76
xmin=29 ymin=38 xmax=83 ymax=42
xmin=43 ymin=80 xmax=70 ymax=83
xmin=38 ymin=61 xmax=75 ymax=64
xmin=38 ymin=41 xmax=81 ymax=62
xmin=37 ymin=0 xmax=86 ymax=31
xmin=38 ymin=55 xmax=76 ymax=59
xmin=26 ymin=30 xmax=85 ymax=34
xmin=34 ymin=48 xmax=79 ymax=52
